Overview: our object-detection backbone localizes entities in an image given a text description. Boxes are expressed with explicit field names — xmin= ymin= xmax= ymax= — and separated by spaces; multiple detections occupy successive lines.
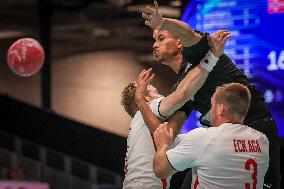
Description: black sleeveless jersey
xmin=173 ymin=32 xmax=271 ymax=125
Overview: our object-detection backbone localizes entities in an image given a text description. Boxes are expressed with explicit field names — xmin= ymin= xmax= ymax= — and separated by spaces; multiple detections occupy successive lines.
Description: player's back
xmin=195 ymin=123 xmax=269 ymax=189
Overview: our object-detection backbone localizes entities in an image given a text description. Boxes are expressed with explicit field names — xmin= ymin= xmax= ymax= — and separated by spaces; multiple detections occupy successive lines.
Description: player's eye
xmin=158 ymin=35 xmax=165 ymax=41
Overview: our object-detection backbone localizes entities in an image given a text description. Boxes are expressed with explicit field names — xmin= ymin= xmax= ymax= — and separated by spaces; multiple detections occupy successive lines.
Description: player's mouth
xmin=153 ymin=50 xmax=159 ymax=57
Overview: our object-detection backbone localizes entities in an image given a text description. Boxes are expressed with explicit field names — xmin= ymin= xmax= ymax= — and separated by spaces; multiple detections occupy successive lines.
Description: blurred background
xmin=0 ymin=0 xmax=283 ymax=188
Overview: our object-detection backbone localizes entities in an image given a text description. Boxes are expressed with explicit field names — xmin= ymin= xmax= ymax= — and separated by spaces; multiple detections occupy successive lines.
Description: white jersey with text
xmin=167 ymin=123 xmax=269 ymax=189
xmin=123 ymin=97 xmax=171 ymax=189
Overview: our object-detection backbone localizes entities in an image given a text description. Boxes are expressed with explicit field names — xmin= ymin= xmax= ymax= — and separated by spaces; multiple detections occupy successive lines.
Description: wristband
xmin=200 ymin=51 xmax=219 ymax=72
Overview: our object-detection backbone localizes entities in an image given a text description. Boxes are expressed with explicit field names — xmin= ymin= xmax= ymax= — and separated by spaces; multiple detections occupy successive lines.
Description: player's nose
xmin=153 ymin=41 xmax=159 ymax=49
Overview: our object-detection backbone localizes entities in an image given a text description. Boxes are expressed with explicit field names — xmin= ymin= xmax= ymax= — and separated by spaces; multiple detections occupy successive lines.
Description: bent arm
xmin=161 ymin=18 xmax=202 ymax=47
xmin=153 ymin=113 xmax=187 ymax=177
xmin=153 ymin=145 xmax=176 ymax=178
xmin=136 ymin=99 xmax=163 ymax=134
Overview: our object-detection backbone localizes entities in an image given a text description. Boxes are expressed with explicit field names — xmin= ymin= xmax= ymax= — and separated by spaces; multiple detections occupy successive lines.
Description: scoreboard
xmin=180 ymin=0 xmax=284 ymax=138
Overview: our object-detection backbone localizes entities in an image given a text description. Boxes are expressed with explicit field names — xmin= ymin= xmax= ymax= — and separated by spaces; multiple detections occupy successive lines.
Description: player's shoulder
xmin=130 ymin=110 xmax=144 ymax=126
xmin=148 ymin=96 xmax=165 ymax=109
xmin=183 ymin=127 xmax=209 ymax=140
xmin=146 ymin=96 xmax=168 ymax=120
xmin=174 ymin=127 xmax=211 ymax=148
xmin=226 ymin=123 xmax=269 ymax=143
xmin=150 ymin=96 xmax=165 ymax=103
xmin=244 ymin=124 xmax=269 ymax=142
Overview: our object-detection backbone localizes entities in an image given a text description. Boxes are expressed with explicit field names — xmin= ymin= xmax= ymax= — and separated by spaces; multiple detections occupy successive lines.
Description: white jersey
xmin=167 ymin=123 xmax=269 ymax=189
xmin=123 ymin=97 xmax=171 ymax=189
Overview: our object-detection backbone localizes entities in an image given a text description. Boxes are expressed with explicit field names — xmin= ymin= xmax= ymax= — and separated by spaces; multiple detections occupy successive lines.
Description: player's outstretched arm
xmin=141 ymin=0 xmax=201 ymax=47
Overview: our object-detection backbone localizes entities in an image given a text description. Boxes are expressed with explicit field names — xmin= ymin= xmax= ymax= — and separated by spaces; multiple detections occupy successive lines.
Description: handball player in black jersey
xmin=138 ymin=1 xmax=280 ymax=188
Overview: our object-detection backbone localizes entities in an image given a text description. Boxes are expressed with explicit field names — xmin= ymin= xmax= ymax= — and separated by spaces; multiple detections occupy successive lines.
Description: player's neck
xmin=220 ymin=116 xmax=244 ymax=125
xmin=165 ymin=53 xmax=183 ymax=73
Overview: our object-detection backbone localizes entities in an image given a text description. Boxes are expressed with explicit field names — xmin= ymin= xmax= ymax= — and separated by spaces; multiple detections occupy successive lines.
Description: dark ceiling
xmin=0 ymin=0 xmax=183 ymax=109
xmin=0 ymin=0 xmax=183 ymax=59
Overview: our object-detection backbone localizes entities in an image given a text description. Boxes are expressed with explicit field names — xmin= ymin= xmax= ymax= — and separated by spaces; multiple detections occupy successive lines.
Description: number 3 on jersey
xmin=245 ymin=159 xmax=257 ymax=189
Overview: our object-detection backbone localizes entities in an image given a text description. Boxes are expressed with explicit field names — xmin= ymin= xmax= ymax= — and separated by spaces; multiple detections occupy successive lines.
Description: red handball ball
xmin=7 ymin=38 xmax=45 ymax=77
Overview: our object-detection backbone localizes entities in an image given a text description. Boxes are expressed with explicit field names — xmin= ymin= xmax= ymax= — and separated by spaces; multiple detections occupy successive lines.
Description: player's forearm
xmin=162 ymin=66 xmax=207 ymax=117
xmin=161 ymin=18 xmax=201 ymax=47
xmin=136 ymin=99 xmax=162 ymax=134
xmin=177 ymin=51 xmax=219 ymax=94
xmin=153 ymin=145 xmax=171 ymax=178
xmin=177 ymin=64 xmax=208 ymax=99
xmin=166 ymin=112 xmax=187 ymax=138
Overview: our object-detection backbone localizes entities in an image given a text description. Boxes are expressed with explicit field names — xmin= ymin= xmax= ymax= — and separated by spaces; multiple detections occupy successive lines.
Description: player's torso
xmin=123 ymin=98 xmax=170 ymax=188
xmin=178 ymin=33 xmax=264 ymax=116
xmin=124 ymin=112 xmax=157 ymax=180
xmin=192 ymin=124 xmax=269 ymax=189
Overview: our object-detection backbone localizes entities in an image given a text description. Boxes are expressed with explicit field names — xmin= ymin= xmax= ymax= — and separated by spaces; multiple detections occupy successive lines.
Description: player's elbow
xmin=153 ymin=160 xmax=168 ymax=178
xmin=153 ymin=164 xmax=165 ymax=178
xmin=180 ymin=30 xmax=201 ymax=47
xmin=153 ymin=153 xmax=174 ymax=178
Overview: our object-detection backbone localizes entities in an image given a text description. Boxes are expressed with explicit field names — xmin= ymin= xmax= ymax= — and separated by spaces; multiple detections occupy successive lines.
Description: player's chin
xmin=154 ymin=54 xmax=163 ymax=62
xmin=156 ymin=58 xmax=164 ymax=63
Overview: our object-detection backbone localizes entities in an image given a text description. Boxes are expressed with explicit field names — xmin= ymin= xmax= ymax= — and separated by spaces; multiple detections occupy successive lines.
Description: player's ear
xmin=177 ymin=39 xmax=182 ymax=49
xmin=218 ymin=104 xmax=225 ymax=116
xmin=144 ymin=95 xmax=150 ymax=103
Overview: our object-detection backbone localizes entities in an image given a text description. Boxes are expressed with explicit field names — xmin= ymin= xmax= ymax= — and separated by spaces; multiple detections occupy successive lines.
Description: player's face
xmin=210 ymin=93 xmax=218 ymax=127
xmin=152 ymin=29 xmax=181 ymax=63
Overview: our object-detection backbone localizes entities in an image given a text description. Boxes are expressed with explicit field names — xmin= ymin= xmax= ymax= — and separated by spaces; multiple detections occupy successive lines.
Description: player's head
xmin=210 ymin=83 xmax=251 ymax=127
xmin=152 ymin=29 xmax=182 ymax=63
xmin=121 ymin=82 xmax=137 ymax=118
xmin=121 ymin=82 xmax=160 ymax=118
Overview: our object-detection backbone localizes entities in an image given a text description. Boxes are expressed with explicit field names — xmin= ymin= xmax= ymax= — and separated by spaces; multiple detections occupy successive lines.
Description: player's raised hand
xmin=135 ymin=68 xmax=155 ymax=104
xmin=141 ymin=0 xmax=164 ymax=30
xmin=153 ymin=122 xmax=173 ymax=150
xmin=209 ymin=30 xmax=231 ymax=58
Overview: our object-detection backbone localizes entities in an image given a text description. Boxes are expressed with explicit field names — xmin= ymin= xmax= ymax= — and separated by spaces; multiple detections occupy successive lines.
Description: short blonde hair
xmin=121 ymin=82 xmax=138 ymax=118
xmin=214 ymin=83 xmax=251 ymax=118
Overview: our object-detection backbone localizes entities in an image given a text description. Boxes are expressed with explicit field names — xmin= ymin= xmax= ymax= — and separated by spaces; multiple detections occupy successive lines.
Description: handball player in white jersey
xmin=153 ymin=83 xmax=269 ymax=189
xmin=120 ymin=31 xmax=229 ymax=189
